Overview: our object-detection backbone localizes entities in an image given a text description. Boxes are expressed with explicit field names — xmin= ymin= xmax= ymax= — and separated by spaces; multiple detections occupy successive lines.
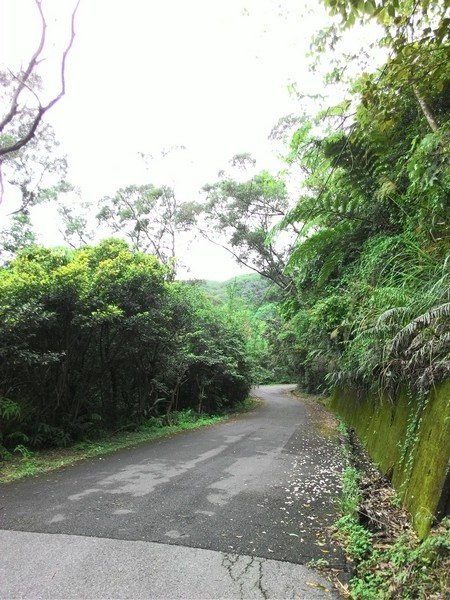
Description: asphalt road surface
xmin=0 ymin=384 xmax=348 ymax=599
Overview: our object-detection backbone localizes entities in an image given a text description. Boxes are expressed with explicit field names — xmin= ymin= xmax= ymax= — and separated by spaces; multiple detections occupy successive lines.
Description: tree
xmin=97 ymin=183 xmax=194 ymax=271
xmin=0 ymin=0 xmax=80 ymax=200
xmin=0 ymin=212 xmax=36 ymax=262
xmin=3 ymin=117 xmax=71 ymax=214
xmin=320 ymin=0 xmax=450 ymax=134
xmin=195 ymin=160 xmax=296 ymax=291
xmin=323 ymin=0 xmax=450 ymax=46
xmin=0 ymin=110 xmax=72 ymax=260
xmin=58 ymin=198 xmax=95 ymax=248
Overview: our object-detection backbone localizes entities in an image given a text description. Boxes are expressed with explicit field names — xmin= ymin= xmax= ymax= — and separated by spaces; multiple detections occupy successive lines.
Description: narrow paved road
xmin=0 ymin=385 xmax=347 ymax=599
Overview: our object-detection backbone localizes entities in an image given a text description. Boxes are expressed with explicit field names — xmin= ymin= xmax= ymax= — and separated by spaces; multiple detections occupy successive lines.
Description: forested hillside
xmin=277 ymin=1 xmax=450 ymax=401
xmin=283 ymin=63 xmax=450 ymax=397
xmin=200 ymin=273 xmax=272 ymax=307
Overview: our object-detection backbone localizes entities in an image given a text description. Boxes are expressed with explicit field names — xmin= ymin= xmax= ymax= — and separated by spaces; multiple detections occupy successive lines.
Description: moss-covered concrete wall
xmin=331 ymin=381 xmax=450 ymax=538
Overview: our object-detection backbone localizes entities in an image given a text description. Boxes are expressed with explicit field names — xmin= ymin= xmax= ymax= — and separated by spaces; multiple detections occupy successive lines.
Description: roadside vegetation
xmin=0 ymin=240 xmax=256 ymax=461
xmin=277 ymin=1 xmax=450 ymax=400
xmin=335 ymin=423 xmax=450 ymax=599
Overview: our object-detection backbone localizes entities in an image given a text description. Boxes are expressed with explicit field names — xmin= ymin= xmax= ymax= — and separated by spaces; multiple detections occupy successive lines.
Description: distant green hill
xmin=195 ymin=273 xmax=277 ymax=308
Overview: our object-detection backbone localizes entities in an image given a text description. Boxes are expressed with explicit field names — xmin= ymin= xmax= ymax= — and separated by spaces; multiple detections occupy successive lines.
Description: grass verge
xmin=0 ymin=397 xmax=261 ymax=485
xmin=335 ymin=422 xmax=450 ymax=599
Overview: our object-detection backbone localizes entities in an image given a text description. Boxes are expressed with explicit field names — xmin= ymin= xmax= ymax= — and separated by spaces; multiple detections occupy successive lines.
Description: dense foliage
xmin=200 ymin=273 xmax=296 ymax=384
xmin=281 ymin=14 xmax=450 ymax=396
xmin=0 ymin=239 xmax=252 ymax=451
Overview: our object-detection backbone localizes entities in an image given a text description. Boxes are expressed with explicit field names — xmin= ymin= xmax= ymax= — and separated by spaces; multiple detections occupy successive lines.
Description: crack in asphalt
xmin=256 ymin=557 xmax=270 ymax=600
xmin=221 ymin=552 xmax=273 ymax=600
xmin=1 ymin=529 xmax=339 ymax=599
xmin=222 ymin=553 xmax=252 ymax=598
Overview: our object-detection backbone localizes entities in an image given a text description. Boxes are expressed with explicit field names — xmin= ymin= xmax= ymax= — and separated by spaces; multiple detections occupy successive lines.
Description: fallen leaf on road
xmin=306 ymin=582 xmax=329 ymax=592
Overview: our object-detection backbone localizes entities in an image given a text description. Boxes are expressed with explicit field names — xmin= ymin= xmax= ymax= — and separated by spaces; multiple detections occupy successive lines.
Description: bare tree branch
xmin=7 ymin=68 xmax=42 ymax=108
xmin=0 ymin=0 xmax=80 ymax=161
xmin=42 ymin=0 xmax=80 ymax=113
xmin=0 ymin=106 xmax=46 ymax=158
xmin=0 ymin=0 xmax=46 ymax=134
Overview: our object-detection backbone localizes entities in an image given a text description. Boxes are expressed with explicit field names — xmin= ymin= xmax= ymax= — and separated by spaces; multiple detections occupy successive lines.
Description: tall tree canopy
xmin=196 ymin=163 xmax=295 ymax=291
xmin=97 ymin=184 xmax=194 ymax=273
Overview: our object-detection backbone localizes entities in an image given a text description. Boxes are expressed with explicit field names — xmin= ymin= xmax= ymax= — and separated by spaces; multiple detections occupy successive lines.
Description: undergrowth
xmin=335 ymin=467 xmax=374 ymax=565
xmin=0 ymin=399 xmax=259 ymax=484
xmin=335 ymin=422 xmax=450 ymax=599
xmin=349 ymin=521 xmax=450 ymax=600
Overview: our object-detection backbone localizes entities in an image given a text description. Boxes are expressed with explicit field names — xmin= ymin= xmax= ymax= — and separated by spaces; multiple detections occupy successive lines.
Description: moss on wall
xmin=331 ymin=382 xmax=450 ymax=538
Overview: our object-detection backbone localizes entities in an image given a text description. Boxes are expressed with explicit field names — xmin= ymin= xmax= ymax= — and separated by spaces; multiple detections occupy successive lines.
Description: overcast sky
xmin=1 ymin=0 xmax=347 ymax=279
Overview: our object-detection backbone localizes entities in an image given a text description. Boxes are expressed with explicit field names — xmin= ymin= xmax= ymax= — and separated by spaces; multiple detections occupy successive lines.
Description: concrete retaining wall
xmin=331 ymin=381 xmax=450 ymax=538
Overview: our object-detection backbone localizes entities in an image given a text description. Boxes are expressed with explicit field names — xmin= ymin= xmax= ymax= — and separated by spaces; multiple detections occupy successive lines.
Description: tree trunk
xmin=413 ymin=85 xmax=439 ymax=133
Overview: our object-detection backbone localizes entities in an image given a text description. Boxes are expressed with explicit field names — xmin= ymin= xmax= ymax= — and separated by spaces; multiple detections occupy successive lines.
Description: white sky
xmin=0 ymin=0 xmax=357 ymax=279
